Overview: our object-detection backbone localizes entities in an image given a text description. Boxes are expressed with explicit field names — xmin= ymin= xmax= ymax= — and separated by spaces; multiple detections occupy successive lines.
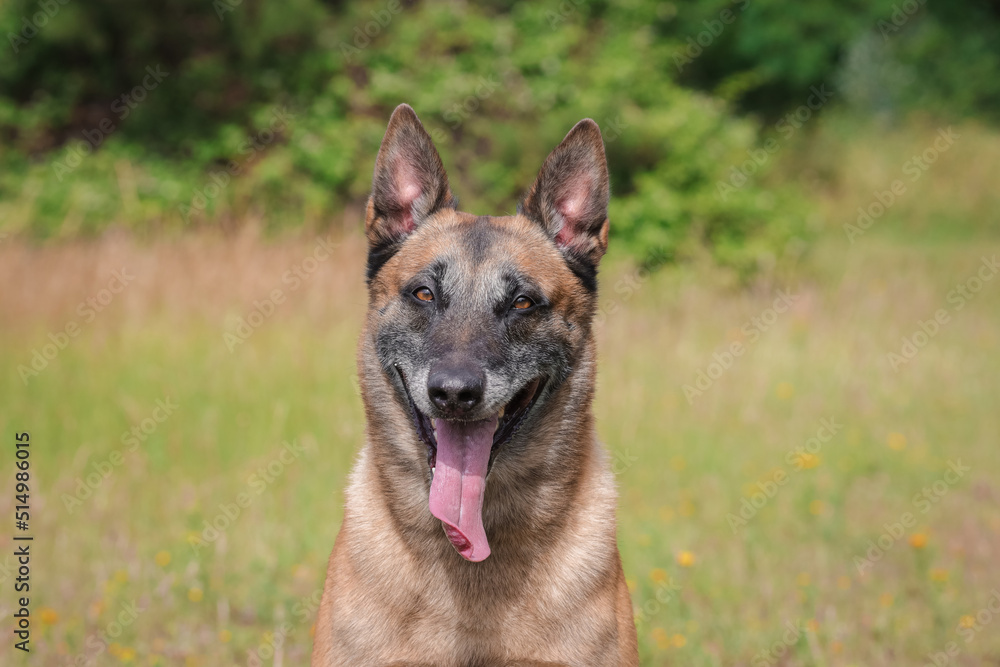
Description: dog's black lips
xmin=394 ymin=365 xmax=437 ymax=469
xmin=393 ymin=365 xmax=546 ymax=472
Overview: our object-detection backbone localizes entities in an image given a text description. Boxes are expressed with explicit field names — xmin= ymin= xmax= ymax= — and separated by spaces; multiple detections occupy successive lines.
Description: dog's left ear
xmin=518 ymin=119 xmax=610 ymax=269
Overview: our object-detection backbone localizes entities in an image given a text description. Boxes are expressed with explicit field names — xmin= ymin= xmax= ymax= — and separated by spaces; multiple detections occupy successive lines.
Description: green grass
xmin=2 ymin=228 xmax=999 ymax=665
xmin=603 ymin=236 xmax=1000 ymax=663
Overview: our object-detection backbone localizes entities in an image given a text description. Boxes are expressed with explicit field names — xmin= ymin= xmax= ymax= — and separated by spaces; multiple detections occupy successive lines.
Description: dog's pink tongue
xmin=428 ymin=417 xmax=497 ymax=562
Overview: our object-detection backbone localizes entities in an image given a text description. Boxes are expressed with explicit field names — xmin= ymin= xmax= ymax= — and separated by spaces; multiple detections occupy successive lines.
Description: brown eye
xmin=414 ymin=287 xmax=435 ymax=302
xmin=512 ymin=296 xmax=534 ymax=310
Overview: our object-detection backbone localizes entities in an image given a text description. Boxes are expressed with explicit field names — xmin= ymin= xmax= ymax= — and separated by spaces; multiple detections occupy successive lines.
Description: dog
xmin=311 ymin=104 xmax=638 ymax=667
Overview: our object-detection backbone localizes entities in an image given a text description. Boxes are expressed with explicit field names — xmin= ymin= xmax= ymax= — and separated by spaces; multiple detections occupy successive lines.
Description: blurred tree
xmin=2 ymin=0 xmax=995 ymax=271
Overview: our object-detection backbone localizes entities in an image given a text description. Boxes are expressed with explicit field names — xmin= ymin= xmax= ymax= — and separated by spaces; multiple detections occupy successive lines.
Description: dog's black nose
xmin=427 ymin=363 xmax=485 ymax=416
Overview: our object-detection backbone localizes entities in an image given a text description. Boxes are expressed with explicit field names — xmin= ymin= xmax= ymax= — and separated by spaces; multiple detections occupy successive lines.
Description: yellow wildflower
xmin=676 ymin=551 xmax=695 ymax=567
xmin=929 ymin=568 xmax=949 ymax=582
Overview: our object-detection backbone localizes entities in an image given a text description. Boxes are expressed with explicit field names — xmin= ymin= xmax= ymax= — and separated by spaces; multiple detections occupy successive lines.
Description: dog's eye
xmin=413 ymin=287 xmax=435 ymax=302
xmin=512 ymin=296 xmax=534 ymax=310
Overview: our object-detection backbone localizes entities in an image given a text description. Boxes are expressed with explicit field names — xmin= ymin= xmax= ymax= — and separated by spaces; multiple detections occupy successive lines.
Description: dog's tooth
xmin=498 ymin=406 xmax=505 ymax=419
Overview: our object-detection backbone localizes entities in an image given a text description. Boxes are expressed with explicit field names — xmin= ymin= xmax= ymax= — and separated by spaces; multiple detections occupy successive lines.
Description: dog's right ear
xmin=366 ymin=104 xmax=455 ymax=263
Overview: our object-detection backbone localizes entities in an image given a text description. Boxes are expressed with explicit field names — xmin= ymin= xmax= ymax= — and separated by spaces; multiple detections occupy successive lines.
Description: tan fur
xmin=312 ymin=109 xmax=637 ymax=666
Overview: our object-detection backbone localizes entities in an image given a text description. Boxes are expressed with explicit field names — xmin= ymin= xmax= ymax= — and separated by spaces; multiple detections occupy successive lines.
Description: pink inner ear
xmin=394 ymin=168 xmax=423 ymax=235
xmin=399 ymin=181 xmax=421 ymax=205
xmin=553 ymin=180 xmax=591 ymax=248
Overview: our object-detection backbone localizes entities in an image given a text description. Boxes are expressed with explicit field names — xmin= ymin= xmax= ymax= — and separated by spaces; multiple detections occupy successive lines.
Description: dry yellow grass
xmin=0 ymin=226 xmax=368 ymax=333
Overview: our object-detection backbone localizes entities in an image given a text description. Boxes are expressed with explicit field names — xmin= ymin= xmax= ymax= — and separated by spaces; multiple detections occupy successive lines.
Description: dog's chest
xmin=343 ymin=545 xmax=619 ymax=665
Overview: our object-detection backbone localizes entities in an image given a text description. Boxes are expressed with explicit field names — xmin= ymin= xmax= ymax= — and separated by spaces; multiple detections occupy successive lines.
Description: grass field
xmin=2 ymin=121 xmax=1000 ymax=666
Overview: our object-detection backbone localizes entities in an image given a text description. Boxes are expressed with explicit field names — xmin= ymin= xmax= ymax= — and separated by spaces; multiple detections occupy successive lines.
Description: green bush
xmin=1 ymin=0 xmax=821 ymax=273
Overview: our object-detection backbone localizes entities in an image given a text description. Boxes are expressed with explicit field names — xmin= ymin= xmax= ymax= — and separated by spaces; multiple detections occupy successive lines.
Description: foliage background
xmin=4 ymin=0 xmax=999 ymax=268
xmin=2 ymin=0 xmax=1000 ymax=665
xmin=0 ymin=0 xmax=988 ymax=270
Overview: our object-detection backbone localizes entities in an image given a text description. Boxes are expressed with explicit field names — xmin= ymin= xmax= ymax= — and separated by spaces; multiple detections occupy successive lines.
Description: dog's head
xmin=361 ymin=104 xmax=609 ymax=561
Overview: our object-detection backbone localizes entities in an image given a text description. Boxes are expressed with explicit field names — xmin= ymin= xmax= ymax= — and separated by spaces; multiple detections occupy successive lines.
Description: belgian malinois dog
xmin=312 ymin=104 xmax=638 ymax=666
